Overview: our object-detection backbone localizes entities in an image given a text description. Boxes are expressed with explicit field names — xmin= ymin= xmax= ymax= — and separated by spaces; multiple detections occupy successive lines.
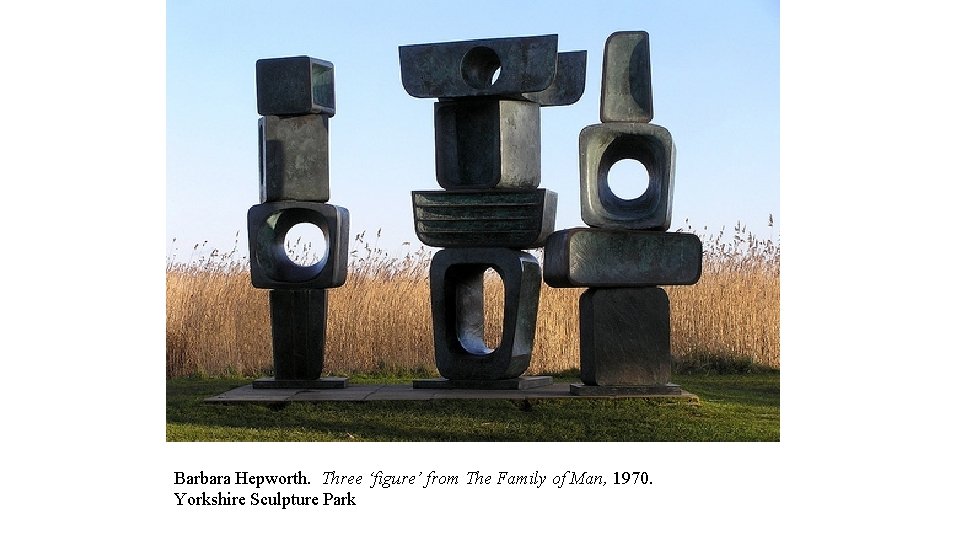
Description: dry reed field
xmin=166 ymin=224 xmax=779 ymax=378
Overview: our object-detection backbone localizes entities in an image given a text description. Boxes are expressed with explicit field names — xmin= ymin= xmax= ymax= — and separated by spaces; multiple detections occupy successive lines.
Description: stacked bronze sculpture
xmin=247 ymin=56 xmax=350 ymax=389
xmin=543 ymin=32 xmax=703 ymax=395
xmin=399 ymin=35 xmax=586 ymax=389
xmin=240 ymin=32 xmax=702 ymax=397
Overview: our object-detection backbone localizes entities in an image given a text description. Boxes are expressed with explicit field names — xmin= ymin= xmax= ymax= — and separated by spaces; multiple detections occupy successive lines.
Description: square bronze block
xmin=247 ymin=202 xmax=349 ymax=289
xmin=412 ymin=189 xmax=556 ymax=248
xmin=434 ymin=99 xmax=541 ymax=189
xmin=580 ymin=123 xmax=675 ymax=230
xmin=580 ymin=287 xmax=672 ymax=386
xmin=399 ymin=34 xmax=559 ymax=98
xmin=256 ymin=56 xmax=335 ymax=116
xmin=259 ymin=115 xmax=330 ymax=202
xmin=543 ymin=228 xmax=701 ymax=288
xmin=430 ymin=248 xmax=542 ymax=380
xmin=600 ymin=31 xmax=653 ymax=123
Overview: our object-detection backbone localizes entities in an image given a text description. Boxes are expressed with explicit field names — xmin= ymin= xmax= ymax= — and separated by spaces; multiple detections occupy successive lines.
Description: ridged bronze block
xmin=413 ymin=189 xmax=557 ymax=248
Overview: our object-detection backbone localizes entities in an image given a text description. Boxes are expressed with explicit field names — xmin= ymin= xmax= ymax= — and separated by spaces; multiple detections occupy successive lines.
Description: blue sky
xmin=167 ymin=0 xmax=779 ymax=260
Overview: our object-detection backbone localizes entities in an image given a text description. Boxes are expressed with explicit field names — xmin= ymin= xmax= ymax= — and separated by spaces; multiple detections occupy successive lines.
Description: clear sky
xmin=167 ymin=0 xmax=779 ymax=260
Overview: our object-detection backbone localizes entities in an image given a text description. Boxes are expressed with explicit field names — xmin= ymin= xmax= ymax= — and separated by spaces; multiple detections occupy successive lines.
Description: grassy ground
xmin=166 ymin=370 xmax=779 ymax=442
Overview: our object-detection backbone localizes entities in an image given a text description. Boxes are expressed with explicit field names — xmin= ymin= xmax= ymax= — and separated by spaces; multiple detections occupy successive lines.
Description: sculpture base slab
xmin=252 ymin=377 xmax=348 ymax=389
xmin=569 ymin=383 xmax=685 ymax=396
xmin=412 ymin=376 xmax=554 ymax=390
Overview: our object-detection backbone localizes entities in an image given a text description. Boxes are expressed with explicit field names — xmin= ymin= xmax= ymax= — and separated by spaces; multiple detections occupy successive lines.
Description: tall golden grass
xmin=166 ymin=224 xmax=779 ymax=378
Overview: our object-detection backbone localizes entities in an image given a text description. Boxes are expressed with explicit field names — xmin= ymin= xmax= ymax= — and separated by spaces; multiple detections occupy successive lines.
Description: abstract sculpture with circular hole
xmin=247 ymin=201 xmax=350 ymax=289
xmin=398 ymin=34 xmax=587 ymax=389
xmin=579 ymin=122 xmax=676 ymax=230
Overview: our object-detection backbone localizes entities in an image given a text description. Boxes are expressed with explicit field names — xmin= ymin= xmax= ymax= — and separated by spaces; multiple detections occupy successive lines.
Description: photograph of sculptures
xmin=166 ymin=1 xmax=779 ymax=442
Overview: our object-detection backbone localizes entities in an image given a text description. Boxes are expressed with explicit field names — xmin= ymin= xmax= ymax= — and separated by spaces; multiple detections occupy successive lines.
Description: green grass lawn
xmin=166 ymin=371 xmax=779 ymax=442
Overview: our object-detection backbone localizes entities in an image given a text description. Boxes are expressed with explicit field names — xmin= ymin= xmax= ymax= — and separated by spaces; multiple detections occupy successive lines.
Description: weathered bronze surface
xmin=256 ymin=56 xmax=335 ymax=116
xmin=522 ymin=50 xmax=588 ymax=107
xmin=579 ymin=122 xmax=675 ymax=230
xmin=259 ymin=114 xmax=330 ymax=202
xmin=543 ymin=228 xmax=701 ymax=287
xmin=399 ymin=35 xmax=559 ymax=98
xmin=247 ymin=201 xmax=349 ymax=289
xmin=579 ymin=287 xmax=672 ymax=386
xmin=600 ymin=31 xmax=653 ymax=123
xmin=429 ymin=248 xmax=542 ymax=380
xmin=267 ymin=288 xmax=328 ymax=381
xmin=412 ymin=189 xmax=556 ymax=248
xmin=434 ymin=99 xmax=541 ymax=189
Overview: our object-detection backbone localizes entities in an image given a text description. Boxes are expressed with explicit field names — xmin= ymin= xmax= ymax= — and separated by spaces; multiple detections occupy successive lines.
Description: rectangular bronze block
xmin=430 ymin=248 xmax=542 ymax=380
xmin=580 ymin=288 xmax=672 ymax=386
xmin=256 ymin=56 xmax=335 ymax=116
xmin=580 ymin=123 xmax=675 ymax=230
xmin=247 ymin=202 xmax=349 ymax=289
xmin=259 ymin=115 xmax=330 ymax=202
xmin=434 ymin=99 xmax=541 ymax=189
xmin=600 ymin=31 xmax=653 ymax=123
xmin=543 ymin=228 xmax=701 ymax=288
xmin=412 ymin=189 xmax=556 ymax=248
xmin=399 ymin=34 xmax=559 ymax=98
xmin=268 ymin=288 xmax=328 ymax=381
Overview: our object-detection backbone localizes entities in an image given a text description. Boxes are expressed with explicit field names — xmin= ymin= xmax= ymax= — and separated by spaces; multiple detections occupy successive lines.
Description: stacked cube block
xmin=246 ymin=56 xmax=350 ymax=389
xmin=399 ymin=34 xmax=586 ymax=386
xmin=543 ymin=32 xmax=703 ymax=394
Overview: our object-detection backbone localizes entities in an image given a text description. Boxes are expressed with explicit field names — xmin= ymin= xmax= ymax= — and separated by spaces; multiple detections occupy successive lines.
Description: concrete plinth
xmin=412 ymin=375 xmax=553 ymax=390
xmin=206 ymin=381 xmax=699 ymax=403
xmin=252 ymin=376 xmax=348 ymax=389
xmin=569 ymin=383 xmax=685 ymax=396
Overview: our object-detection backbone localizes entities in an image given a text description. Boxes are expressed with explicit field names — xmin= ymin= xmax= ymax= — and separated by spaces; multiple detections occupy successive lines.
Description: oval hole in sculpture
xmin=483 ymin=267 xmax=505 ymax=350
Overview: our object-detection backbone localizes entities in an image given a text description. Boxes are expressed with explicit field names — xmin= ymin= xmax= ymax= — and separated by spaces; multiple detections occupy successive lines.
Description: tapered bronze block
xmin=600 ymin=31 xmax=653 ymax=123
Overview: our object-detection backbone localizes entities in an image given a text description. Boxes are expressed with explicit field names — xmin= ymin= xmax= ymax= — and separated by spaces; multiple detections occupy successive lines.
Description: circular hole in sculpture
xmin=482 ymin=267 xmax=505 ymax=350
xmin=461 ymin=46 xmax=502 ymax=90
xmin=606 ymin=158 xmax=650 ymax=200
xmin=283 ymin=222 xmax=328 ymax=268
